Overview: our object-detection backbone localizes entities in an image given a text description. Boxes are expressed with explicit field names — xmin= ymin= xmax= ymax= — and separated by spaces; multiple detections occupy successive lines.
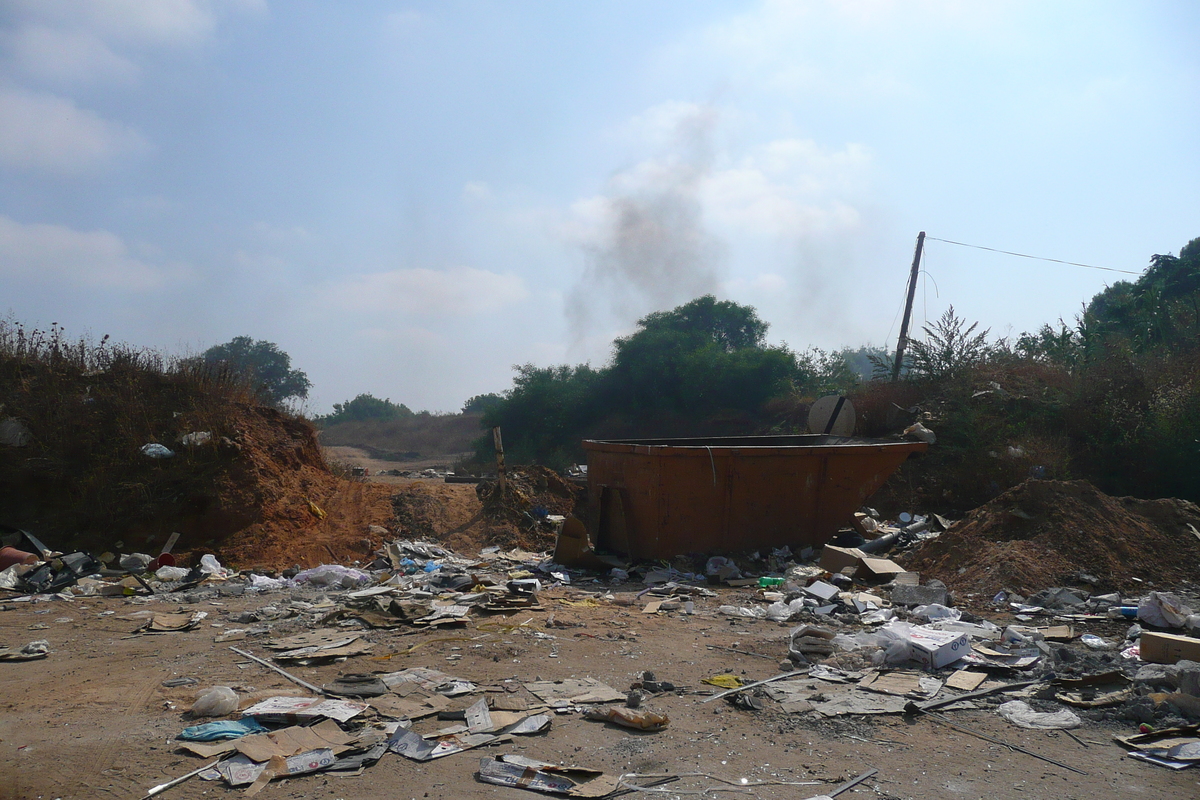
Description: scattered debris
xmin=0 ymin=639 xmax=49 ymax=661
xmin=582 ymin=706 xmax=669 ymax=731
xmin=190 ymin=686 xmax=239 ymax=717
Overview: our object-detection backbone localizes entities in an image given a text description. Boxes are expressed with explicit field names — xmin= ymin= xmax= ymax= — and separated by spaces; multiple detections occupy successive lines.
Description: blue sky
xmin=2 ymin=0 xmax=1197 ymax=413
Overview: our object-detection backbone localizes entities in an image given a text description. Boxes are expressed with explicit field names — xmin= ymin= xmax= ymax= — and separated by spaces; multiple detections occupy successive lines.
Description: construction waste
xmin=4 ymin=480 xmax=1200 ymax=796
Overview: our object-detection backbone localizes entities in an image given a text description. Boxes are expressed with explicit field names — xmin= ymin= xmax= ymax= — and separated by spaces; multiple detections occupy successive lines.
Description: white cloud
xmin=0 ymin=214 xmax=182 ymax=290
xmin=250 ymin=221 xmax=313 ymax=245
xmin=0 ymin=85 xmax=149 ymax=174
xmin=670 ymin=0 xmax=1005 ymax=104
xmin=462 ymin=181 xmax=493 ymax=203
xmin=5 ymin=0 xmax=247 ymax=48
xmin=2 ymin=0 xmax=267 ymax=85
xmin=383 ymin=9 xmax=423 ymax=35
xmin=6 ymin=24 xmax=138 ymax=85
xmin=724 ymin=272 xmax=788 ymax=294
xmin=622 ymin=100 xmax=716 ymax=148
xmin=327 ymin=266 xmax=529 ymax=316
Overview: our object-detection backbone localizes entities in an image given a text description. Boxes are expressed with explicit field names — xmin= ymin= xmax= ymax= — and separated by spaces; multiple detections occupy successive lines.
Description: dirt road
xmin=322 ymin=445 xmax=469 ymax=484
xmin=0 ymin=582 xmax=1194 ymax=800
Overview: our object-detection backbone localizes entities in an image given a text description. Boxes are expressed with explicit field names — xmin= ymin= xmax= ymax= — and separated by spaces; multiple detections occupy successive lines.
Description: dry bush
xmin=0 ymin=319 xmax=323 ymax=549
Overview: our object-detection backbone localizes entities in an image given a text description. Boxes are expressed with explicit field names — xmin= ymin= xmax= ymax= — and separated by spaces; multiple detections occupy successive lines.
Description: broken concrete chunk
xmin=803 ymin=580 xmax=840 ymax=603
xmin=889 ymin=583 xmax=948 ymax=607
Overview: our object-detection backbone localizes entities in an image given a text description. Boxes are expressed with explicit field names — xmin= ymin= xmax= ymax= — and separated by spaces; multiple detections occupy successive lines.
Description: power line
xmin=925 ymin=236 xmax=1141 ymax=276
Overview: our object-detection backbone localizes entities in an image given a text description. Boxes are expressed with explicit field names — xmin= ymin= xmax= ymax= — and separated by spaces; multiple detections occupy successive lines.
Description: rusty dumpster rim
xmin=582 ymin=435 xmax=927 ymax=458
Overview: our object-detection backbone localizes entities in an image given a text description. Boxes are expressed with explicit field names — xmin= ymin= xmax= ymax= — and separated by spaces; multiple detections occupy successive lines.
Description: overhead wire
xmin=924 ymin=236 xmax=1140 ymax=276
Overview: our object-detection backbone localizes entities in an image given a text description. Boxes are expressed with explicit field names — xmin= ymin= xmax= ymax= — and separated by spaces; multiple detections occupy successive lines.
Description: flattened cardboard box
xmin=819 ymin=545 xmax=866 ymax=574
xmin=1140 ymin=631 xmax=1200 ymax=665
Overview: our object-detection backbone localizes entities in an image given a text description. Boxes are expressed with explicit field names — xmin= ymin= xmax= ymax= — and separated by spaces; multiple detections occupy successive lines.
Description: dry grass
xmin=0 ymin=318 xmax=312 ymax=546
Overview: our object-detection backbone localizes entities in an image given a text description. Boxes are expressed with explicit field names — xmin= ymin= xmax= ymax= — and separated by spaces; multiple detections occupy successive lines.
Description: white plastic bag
xmin=912 ymin=603 xmax=960 ymax=623
xmin=718 ymin=604 xmax=767 ymax=619
xmin=140 ymin=443 xmax=174 ymax=458
xmin=861 ymin=608 xmax=895 ymax=625
xmin=154 ymin=565 xmax=189 ymax=581
xmin=1138 ymin=592 xmax=1193 ymax=629
xmin=293 ymin=564 xmax=371 ymax=588
xmin=198 ymin=554 xmax=232 ymax=578
xmin=997 ymin=700 xmax=1080 ymax=729
xmin=247 ymin=573 xmax=287 ymax=591
xmin=705 ymin=556 xmax=740 ymax=581
xmin=180 ymin=431 xmax=212 ymax=446
xmin=191 ymin=686 xmax=238 ymax=717
xmin=765 ymin=598 xmax=806 ymax=622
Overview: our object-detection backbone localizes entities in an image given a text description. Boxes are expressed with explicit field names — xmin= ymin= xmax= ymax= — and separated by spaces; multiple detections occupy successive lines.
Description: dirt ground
xmin=4 ymin=464 xmax=1197 ymax=799
xmin=0 ymin=582 xmax=1196 ymax=800
xmin=322 ymin=445 xmax=469 ymax=483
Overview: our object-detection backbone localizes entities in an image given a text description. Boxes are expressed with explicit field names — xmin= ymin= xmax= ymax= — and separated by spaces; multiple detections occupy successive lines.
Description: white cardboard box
xmin=905 ymin=625 xmax=971 ymax=670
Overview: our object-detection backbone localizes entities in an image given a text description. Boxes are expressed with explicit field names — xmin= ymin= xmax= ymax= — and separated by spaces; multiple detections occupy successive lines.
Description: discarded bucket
xmin=151 ymin=553 xmax=176 ymax=570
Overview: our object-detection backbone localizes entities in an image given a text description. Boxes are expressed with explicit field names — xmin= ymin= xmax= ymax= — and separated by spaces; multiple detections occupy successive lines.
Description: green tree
xmin=630 ymin=294 xmax=769 ymax=351
xmin=1081 ymin=237 xmax=1200 ymax=356
xmin=478 ymin=364 xmax=601 ymax=466
xmin=836 ymin=345 xmax=890 ymax=383
xmin=1013 ymin=321 xmax=1083 ymax=367
xmin=462 ymin=393 xmax=503 ymax=414
xmin=607 ymin=295 xmax=796 ymax=415
xmin=905 ymin=306 xmax=991 ymax=380
xmin=199 ymin=336 xmax=311 ymax=406
xmin=316 ymin=393 xmax=412 ymax=426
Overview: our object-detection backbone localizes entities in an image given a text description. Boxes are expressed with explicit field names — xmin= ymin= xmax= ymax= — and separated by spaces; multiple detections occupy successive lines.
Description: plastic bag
xmin=140 ymin=443 xmax=174 ymax=458
xmin=119 ymin=553 xmax=153 ymax=572
xmin=155 ymin=565 xmax=189 ymax=581
xmin=191 ymin=686 xmax=238 ymax=717
xmin=1080 ymin=633 xmax=1112 ymax=650
xmin=199 ymin=554 xmax=232 ymax=579
xmin=179 ymin=431 xmax=212 ymax=446
xmin=997 ymin=700 xmax=1080 ymax=729
xmin=1138 ymin=591 xmax=1193 ymax=629
xmin=912 ymin=603 xmax=960 ymax=623
xmin=247 ymin=573 xmax=287 ymax=591
xmin=705 ymin=556 xmax=741 ymax=581
xmin=718 ymin=604 xmax=767 ymax=619
xmin=861 ymin=608 xmax=895 ymax=625
xmin=293 ymin=564 xmax=372 ymax=589
xmin=766 ymin=598 xmax=806 ymax=622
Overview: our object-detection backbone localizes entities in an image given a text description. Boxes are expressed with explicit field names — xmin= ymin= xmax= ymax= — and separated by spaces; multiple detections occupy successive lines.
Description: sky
xmin=1 ymin=0 xmax=1198 ymax=414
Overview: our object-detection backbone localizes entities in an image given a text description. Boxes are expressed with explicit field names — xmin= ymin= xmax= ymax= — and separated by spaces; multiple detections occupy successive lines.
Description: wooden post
xmin=892 ymin=231 xmax=926 ymax=382
xmin=492 ymin=426 xmax=506 ymax=492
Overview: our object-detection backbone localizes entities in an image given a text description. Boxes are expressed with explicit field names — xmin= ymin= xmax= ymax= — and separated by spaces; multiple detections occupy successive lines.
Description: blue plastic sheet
xmin=178 ymin=718 xmax=269 ymax=741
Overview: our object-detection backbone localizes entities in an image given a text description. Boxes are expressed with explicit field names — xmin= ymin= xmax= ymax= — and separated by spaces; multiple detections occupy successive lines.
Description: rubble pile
xmin=904 ymin=479 xmax=1200 ymax=595
xmin=473 ymin=466 xmax=583 ymax=551
xmin=8 ymin=505 xmax=1200 ymax=794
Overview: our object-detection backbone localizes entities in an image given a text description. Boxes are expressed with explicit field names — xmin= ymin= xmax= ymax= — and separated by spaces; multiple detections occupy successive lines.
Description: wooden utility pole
xmin=491 ymin=426 xmax=506 ymax=492
xmin=891 ymin=231 xmax=926 ymax=382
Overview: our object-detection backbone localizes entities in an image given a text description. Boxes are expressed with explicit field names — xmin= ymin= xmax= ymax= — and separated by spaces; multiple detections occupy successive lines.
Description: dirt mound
xmin=903 ymin=479 xmax=1200 ymax=595
xmin=472 ymin=465 xmax=583 ymax=551
xmin=0 ymin=345 xmax=395 ymax=569
xmin=388 ymin=479 xmax=553 ymax=555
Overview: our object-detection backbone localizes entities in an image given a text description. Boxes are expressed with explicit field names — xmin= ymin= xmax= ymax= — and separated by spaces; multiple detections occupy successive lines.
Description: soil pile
xmin=904 ymin=479 xmax=1200 ymax=595
xmin=0 ymin=349 xmax=394 ymax=569
xmin=473 ymin=465 xmax=584 ymax=551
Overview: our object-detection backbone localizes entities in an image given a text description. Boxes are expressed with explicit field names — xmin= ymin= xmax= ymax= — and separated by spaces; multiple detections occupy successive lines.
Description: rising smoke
xmin=566 ymin=104 xmax=727 ymax=351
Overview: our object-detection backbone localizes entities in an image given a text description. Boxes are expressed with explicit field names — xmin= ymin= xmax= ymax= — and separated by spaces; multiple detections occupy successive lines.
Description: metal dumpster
xmin=583 ymin=434 xmax=926 ymax=559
